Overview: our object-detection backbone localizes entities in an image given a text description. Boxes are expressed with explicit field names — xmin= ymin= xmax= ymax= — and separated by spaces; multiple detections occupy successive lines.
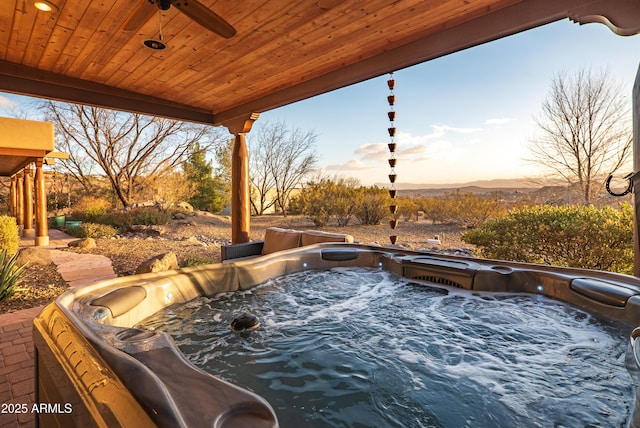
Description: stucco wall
xmin=0 ymin=117 xmax=54 ymax=151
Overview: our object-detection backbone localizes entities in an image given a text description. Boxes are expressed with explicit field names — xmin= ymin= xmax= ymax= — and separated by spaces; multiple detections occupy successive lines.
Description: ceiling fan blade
xmin=122 ymin=0 xmax=157 ymax=32
xmin=174 ymin=0 xmax=237 ymax=39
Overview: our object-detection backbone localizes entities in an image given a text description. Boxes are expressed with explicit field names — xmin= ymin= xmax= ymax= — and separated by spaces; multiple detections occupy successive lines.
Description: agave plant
xmin=0 ymin=249 xmax=27 ymax=302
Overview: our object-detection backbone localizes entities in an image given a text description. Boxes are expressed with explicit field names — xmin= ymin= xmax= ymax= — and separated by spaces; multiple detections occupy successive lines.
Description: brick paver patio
xmin=0 ymin=230 xmax=116 ymax=427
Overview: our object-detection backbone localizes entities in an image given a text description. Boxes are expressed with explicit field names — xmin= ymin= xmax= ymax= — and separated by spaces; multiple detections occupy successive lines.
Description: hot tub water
xmin=137 ymin=267 xmax=634 ymax=427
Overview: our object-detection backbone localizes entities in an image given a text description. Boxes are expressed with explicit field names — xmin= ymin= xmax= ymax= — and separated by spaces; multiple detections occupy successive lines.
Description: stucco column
xmin=22 ymin=166 xmax=35 ymax=238
xmin=34 ymin=159 xmax=49 ymax=246
xmin=15 ymin=171 xmax=24 ymax=228
xmin=224 ymin=113 xmax=260 ymax=244
xmin=9 ymin=175 xmax=17 ymax=218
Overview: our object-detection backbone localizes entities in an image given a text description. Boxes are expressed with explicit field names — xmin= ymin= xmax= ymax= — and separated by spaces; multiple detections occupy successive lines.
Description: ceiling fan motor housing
xmin=156 ymin=0 xmax=172 ymax=10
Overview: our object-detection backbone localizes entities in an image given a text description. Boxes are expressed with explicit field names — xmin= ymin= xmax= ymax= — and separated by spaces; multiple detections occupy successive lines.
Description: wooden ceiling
xmin=1 ymin=0 xmax=638 ymax=127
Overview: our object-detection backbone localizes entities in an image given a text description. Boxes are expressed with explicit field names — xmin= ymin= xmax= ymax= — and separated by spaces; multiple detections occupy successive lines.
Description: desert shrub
xmin=420 ymin=191 xmax=507 ymax=227
xmin=70 ymin=196 xmax=112 ymax=222
xmin=294 ymin=178 xmax=360 ymax=227
xmin=0 ymin=248 xmax=26 ymax=302
xmin=0 ymin=215 xmax=19 ymax=256
xmin=128 ymin=207 xmax=172 ymax=225
xmin=180 ymin=255 xmax=215 ymax=268
xmin=354 ymin=186 xmax=389 ymax=225
xmin=96 ymin=207 xmax=172 ymax=230
xmin=95 ymin=211 xmax=132 ymax=230
xmin=396 ymin=196 xmax=420 ymax=221
xmin=462 ymin=203 xmax=633 ymax=273
xmin=74 ymin=223 xmax=119 ymax=239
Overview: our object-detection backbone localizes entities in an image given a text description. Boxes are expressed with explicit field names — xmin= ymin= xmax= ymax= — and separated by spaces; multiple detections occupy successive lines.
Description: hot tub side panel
xmin=33 ymin=304 xmax=156 ymax=427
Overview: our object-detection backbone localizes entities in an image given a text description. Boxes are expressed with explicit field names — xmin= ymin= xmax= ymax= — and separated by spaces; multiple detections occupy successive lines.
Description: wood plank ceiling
xmin=0 ymin=0 xmax=638 ymax=127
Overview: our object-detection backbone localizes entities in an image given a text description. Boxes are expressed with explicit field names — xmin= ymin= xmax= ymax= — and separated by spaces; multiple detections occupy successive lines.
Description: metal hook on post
xmin=605 ymin=172 xmax=635 ymax=197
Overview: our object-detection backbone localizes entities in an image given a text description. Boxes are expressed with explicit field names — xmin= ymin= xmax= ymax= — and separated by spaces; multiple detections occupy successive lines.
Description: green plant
xmin=354 ymin=186 xmax=389 ymax=225
xmin=0 ymin=248 xmax=27 ymax=301
xmin=70 ymin=196 xmax=112 ymax=222
xmin=463 ymin=203 xmax=633 ymax=274
xmin=294 ymin=178 xmax=362 ymax=227
xmin=419 ymin=191 xmax=507 ymax=227
xmin=184 ymin=142 xmax=227 ymax=212
xmin=179 ymin=254 xmax=215 ymax=268
xmin=0 ymin=215 xmax=19 ymax=256
xmin=129 ymin=207 xmax=173 ymax=225
xmin=72 ymin=223 xmax=119 ymax=239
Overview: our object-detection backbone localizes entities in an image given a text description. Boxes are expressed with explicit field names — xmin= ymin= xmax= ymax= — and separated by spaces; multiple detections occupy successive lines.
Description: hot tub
xmin=33 ymin=243 xmax=640 ymax=427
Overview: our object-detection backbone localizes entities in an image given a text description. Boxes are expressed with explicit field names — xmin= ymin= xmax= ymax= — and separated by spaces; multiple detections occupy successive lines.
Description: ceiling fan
xmin=123 ymin=0 xmax=236 ymax=39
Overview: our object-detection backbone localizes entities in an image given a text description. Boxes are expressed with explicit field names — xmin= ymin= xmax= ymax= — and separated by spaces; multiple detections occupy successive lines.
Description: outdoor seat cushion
xmin=301 ymin=230 xmax=354 ymax=246
xmin=262 ymin=227 xmax=302 ymax=255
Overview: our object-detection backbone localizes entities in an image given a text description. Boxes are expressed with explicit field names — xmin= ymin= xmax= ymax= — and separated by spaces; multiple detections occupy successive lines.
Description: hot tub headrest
xmin=90 ymin=286 xmax=147 ymax=318
xmin=301 ymin=230 xmax=354 ymax=246
xmin=261 ymin=228 xmax=354 ymax=255
xmin=262 ymin=227 xmax=302 ymax=254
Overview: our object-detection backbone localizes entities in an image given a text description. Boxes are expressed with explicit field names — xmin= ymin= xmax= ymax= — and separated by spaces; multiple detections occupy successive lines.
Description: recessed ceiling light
xmin=33 ymin=1 xmax=59 ymax=13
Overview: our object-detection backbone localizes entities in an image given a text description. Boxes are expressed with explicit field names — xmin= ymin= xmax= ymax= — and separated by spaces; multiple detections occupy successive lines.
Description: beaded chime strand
xmin=387 ymin=73 xmax=398 ymax=245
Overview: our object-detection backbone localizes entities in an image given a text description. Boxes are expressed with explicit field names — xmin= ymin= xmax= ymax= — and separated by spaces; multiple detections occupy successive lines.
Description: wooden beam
xmin=0 ymin=61 xmax=216 ymax=125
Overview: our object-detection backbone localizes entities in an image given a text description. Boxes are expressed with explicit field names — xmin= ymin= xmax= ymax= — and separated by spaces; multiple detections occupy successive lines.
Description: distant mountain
xmin=373 ymin=178 xmax=539 ymax=190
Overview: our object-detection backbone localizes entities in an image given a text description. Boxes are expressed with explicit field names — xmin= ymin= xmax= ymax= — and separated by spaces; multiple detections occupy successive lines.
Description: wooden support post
xmin=633 ymin=64 xmax=640 ymax=277
xmin=16 ymin=171 xmax=24 ymax=228
xmin=224 ymin=113 xmax=260 ymax=244
xmin=34 ymin=159 xmax=49 ymax=246
xmin=23 ymin=165 xmax=35 ymax=238
xmin=9 ymin=175 xmax=17 ymax=218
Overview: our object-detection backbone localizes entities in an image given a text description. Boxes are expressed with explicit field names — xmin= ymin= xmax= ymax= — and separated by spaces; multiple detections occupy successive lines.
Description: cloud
xmin=326 ymin=159 xmax=375 ymax=171
xmin=485 ymin=117 xmax=516 ymax=126
xmin=432 ymin=124 xmax=482 ymax=135
xmin=0 ymin=96 xmax=17 ymax=109
xmin=354 ymin=143 xmax=388 ymax=161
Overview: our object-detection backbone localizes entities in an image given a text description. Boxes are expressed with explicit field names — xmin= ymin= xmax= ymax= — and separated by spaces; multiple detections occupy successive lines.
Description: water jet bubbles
xmin=536 ymin=285 xmax=544 ymax=293
xmin=303 ymin=262 xmax=308 ymax=268
xmin=378 ymin=262 xmax=383 ymax=268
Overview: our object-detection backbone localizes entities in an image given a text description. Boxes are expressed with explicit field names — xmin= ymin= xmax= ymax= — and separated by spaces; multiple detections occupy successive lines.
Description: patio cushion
xmin=301 ymin=230 xmax=354 ymax=246
xmin=262 ymin=227 xmax=302 ymax=255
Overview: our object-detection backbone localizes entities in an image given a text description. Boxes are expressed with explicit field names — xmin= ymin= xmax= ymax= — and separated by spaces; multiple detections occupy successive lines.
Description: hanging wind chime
xmin=387 ymin=73 xmax=398 ymax=245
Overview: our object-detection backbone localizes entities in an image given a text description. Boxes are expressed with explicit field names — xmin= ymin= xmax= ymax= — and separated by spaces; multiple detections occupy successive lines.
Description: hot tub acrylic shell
xmin=33 ymin=243 xmax=640 ymax=427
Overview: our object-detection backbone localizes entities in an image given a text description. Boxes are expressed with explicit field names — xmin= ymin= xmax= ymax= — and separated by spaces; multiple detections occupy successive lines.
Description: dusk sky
xmin=2 ymin=18 xmax=639 ymax=186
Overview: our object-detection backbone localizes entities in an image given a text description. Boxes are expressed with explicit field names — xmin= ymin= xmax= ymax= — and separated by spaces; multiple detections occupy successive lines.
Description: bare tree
xmin=528 ymin=68 xmax=632 ymax=205
xmin=249 ymin=121 xmax=319 ymax=216
xmin=42 ymin=101 xmax=223 ymax=207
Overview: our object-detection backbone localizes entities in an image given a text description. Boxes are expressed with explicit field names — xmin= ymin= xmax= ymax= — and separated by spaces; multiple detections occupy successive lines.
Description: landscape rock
xmin=174 ymin=212 xmax=188 ymax=220
xmin=68 ymin=238 xmax=97 ymax=249
xmin=17 ymin=247 xmax=52 ymax=266
xmin=184 ymin=236 xmax=201 ymax=245
xmin=135 ymin=252 xmax=179 ymax=274
xmin=127 ymin=225 xmax=165 ymax=236
xmin=175 ymin=201 xmax=194 ymax=213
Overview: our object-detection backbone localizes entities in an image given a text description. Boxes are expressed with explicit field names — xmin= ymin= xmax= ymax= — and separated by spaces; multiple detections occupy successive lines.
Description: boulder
xmin=175 ymin=201 xmax=194 ymax=213
xmin=68 ymin=238 xmax=96 ymax=249
xmin=135 ymin=252 xmax=179 ymax=274
xmin=17 ymin=247 xmax=52 ymax=266
xmin=127 ymin=225 xmax=165 ymax=236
